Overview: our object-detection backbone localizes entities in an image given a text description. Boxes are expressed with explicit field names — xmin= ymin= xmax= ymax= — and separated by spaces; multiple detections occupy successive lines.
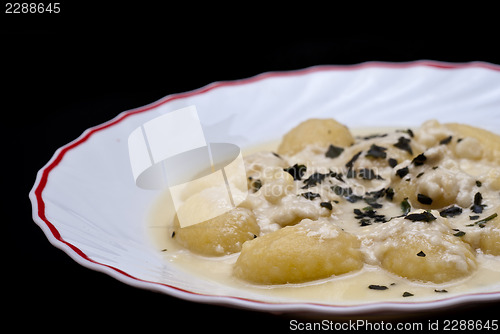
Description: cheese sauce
xmin=148 ymin=124 xmax=500 ymax=305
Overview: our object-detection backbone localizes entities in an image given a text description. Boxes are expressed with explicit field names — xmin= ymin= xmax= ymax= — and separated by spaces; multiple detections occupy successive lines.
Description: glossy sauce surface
xmin=148 ymin=125 xmax=500 ymax=305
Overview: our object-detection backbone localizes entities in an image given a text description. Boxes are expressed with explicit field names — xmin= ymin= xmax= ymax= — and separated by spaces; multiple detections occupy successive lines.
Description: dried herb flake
xmin=412 ymin=153 xmax=427 ymax=166
xmin=439 ymin=206 xmax=463 ymax=218
xmin=396 ymin=129 xmax=414 ymax=137
xmin=368 ymin=285 xmax=388 ymax=290
xmin=435 ymin=289 xmax=448 ymax=293
xmin=354 ymin=207 xmax=386 ymax=225
xmin=284 ymin=164 xmax=307 ymax=181
xmin=393 ymin=136 xmax=413 ymax=155
xmin=396 ymin=166 xmax=410 ymax=178
xmin=471 ymin=192 xmax=485 ymax=214
xmin=405 ymin=211 xmax=437 ymax=222
xmin=300 ymin=192 xmax=321 ymax=200
xmin=417 ymin=193 xmax=433 ymax=205
xmin=366 ymin=144 xmax=387 ymax=159
xmin=302 ymin=172 xmax=327 ymax=189
xmin=361 ymin=133 xmax=388 ymax=140
xmin=325 ymin=144 xmax=344 ymax=159
xmin=439 ymin=136 xmax=453 ymax=145
xmin=345 ymin=151 xmax=362 ymax=168
xmin=388 ymin=158 xmax=398 ymax=168
xmin=320 ymin=201 xmax=333 ymax=210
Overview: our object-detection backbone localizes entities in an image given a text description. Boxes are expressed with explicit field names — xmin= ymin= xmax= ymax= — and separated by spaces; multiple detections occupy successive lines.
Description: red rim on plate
xmin=29 ymin=60 xmax=500 ymax=315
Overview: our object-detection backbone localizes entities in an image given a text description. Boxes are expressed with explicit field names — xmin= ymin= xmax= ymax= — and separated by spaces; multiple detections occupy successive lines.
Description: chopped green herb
xmin=171 ymin=231 xmax=176 ymax=238
xmin=416 ymin=251 xmax=426 ymax=257
xmin=402 ymin=292 xmax=414 ymax=297
xmin=388 ymin=158 xmax=398 ymax=168
xmin=401 ymin=198 xmax=411 ymax=215
xmin=161 ymin=248 xmax=167 ymax=252
xmin=405 ymin=211 xmax=437 ymax=222
xmin=476 ymin=180 xmax=482 ymax=187
xmin=469 ymin=215 xmax=480 ymax=220
xmin=416 ymin=172 xmax=424 ymax=178
xmin=368 ymin=284 xmax=388 ymax=290
xmin=453 ymin=231 xmax=466 ymax=237
xmin=466 ymin=213 xmax=498 ymax=228
xmin=417 ymin=193 xmax=433 ymax=205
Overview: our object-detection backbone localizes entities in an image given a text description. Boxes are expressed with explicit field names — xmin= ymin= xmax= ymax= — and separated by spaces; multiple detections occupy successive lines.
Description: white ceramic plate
xmin=30 ymin=61 xmax=500 ymax=316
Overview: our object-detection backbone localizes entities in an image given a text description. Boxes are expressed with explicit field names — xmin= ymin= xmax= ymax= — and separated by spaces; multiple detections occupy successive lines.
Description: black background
xmin=7 ymin=2 xmax=500 ymax=332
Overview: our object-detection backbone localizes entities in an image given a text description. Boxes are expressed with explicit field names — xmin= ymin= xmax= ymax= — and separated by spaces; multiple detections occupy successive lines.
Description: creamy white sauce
xmin=147 ymin=126 xmax=500 ymax=305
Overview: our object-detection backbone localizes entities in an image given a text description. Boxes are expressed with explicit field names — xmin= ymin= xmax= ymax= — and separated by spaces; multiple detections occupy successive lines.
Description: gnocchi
xmin=277 ymin=118 xmax=354 ymax=156
xmin=173 ymin=207 xmax=259 ymax=256
xmin=233 ymin=219 xmax=363 ymax=284
xmin=478 ymin=221 xmax=500 ymax=256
